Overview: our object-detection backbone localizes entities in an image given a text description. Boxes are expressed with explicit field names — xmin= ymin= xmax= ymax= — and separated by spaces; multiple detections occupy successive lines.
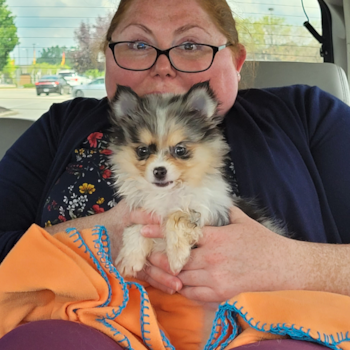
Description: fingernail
xmin=174 ymin=281 xmax=182 ymax=292
xmin=141 ymin=226 xmax=150 ymax=236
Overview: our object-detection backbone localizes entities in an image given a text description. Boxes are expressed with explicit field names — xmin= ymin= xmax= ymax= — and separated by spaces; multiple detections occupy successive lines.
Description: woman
xmin=0 ymin=0 xmax=349 ymax=349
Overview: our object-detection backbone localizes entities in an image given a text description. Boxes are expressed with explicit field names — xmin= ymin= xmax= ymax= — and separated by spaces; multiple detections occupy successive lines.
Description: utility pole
xmin=33 ymin=43 xmax=36 ymax=65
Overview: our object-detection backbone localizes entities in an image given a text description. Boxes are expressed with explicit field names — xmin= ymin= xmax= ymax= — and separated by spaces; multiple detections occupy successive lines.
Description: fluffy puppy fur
xmin=108 ymin=82 xmax=285 ymax=277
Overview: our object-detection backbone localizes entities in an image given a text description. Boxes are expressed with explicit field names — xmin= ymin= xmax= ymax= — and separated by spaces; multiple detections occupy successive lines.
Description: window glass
xmin=227 ymin=0 xmax=323 ymax=62
xmin=1 ymin=0 xmax=323 ymax=120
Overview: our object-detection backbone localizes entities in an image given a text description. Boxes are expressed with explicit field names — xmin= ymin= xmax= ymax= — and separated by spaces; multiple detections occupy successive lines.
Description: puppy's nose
xmin=153 ymin=167 xmax=167 ymax=180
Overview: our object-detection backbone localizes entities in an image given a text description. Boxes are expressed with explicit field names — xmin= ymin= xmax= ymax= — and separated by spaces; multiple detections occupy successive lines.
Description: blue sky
xmin=6 ymin=0 xmax=321 ymax=65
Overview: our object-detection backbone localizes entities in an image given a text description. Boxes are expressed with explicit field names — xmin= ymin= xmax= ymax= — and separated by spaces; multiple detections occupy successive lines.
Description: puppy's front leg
xmin=114 ymin=224 xmax=154 ymax=277
xmin=165 ymin=210 xmax=202 ymax=274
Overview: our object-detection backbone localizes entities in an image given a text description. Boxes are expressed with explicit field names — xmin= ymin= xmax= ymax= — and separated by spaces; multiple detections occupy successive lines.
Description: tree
xmin=72 ymin=12 xmax=113 ymax=74
xmin=71 ymin=22 xmax=94 ymax=73
xmin=37 ymin=45 xmax=74 ymax=66
xmin=237 ymin=15 xmax=321 ymax=63
xmin=0 ymin=0 xmax=19 ymax=71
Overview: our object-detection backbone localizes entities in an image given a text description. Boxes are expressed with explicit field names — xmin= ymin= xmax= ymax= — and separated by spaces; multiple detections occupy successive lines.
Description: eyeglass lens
xmin=113 ymin=43 xmax=214 ymax=72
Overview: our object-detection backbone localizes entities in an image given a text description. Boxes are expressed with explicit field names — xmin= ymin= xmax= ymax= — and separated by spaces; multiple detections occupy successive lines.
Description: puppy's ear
xmin=183 ymin=81 xmax=219 ymax=119
xmin=110 ymin=85 xmax=140 ymax=125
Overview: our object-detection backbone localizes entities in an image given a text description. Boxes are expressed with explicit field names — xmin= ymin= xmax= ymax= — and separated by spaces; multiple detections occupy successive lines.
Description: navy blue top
xmin=1 ymin=85 xmax=350 ymax=263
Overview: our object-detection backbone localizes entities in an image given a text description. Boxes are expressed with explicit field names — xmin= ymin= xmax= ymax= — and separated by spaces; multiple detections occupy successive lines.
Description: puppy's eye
xmin=136 ymin=146 xmax=149 ymax=159
xmin=174 ymin=145 xmax=187 ymax=157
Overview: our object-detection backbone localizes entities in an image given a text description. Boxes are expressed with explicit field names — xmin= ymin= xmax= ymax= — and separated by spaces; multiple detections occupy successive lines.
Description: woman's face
xmin=105 ymin=0 xmax=246 ymax=115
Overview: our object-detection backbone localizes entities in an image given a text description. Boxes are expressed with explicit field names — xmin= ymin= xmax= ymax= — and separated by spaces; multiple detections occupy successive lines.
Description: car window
xmin=0 ymin=0 xmax=331 ymax=121
xmin=227 ymin=0 xmax=322 ymax=62
xmin=39 ymin=77 xmax=58 ymax=81
xmin=59 ymin=73 xmax=74 ymax=78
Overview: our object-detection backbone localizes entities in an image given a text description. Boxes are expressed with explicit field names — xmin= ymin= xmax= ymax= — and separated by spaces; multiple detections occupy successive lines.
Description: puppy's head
xmin=109 ymin=81 xmax=229 ymax=189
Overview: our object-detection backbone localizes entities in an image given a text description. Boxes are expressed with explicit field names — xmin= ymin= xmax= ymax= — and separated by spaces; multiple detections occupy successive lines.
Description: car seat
xmin=0 ymin=118 xmax=34 ymax=161
xmin=241 ymin=61 xmax=350 ymax=105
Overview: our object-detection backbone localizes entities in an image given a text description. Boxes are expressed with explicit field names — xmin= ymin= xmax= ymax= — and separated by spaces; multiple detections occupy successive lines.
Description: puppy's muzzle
xmin=153 ymin=167 xmax=173 ymax=187
xmin=153 ymin=167 xmax=167 ymax=180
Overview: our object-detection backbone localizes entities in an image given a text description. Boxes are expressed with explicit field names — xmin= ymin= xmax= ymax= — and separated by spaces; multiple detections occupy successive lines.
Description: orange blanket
xmin=0 ymin=224 xmax=349 ymax=350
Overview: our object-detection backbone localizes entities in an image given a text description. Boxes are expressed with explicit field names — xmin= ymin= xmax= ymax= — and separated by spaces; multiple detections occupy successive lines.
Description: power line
xmin=0 ymin=16 xmax=109 ymax=19
xmin=7 ymin=5 xmax=116 ymax=8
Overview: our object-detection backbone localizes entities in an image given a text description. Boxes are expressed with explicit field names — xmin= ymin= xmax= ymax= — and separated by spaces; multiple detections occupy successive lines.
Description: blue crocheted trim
xmin=206 ymin=300 xmax=350 ymax=350
xmin=204 ymin=307 xmax=239 ymax=350
xmin=65 ymin=225 xmax=174 ymax=350
xmin=128 ymin=281 xmax=154 ymax=348
xmin=90 ymin=225 xmax=129 ymax=316
xmin=160 ymin=329 xmax=176 ymax=350
xmin=96 ymin=318 xmax=133 ymax=350
xmin=65 ymin=227 xmax=117 ymax=309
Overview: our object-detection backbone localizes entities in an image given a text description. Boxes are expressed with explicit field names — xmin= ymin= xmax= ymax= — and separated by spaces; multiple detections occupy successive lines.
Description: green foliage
xmin=37 ymin=45 xmax=75 ymax=66
xmin=23 ymin=83 xmax=35 ymax=88
xmin=2 ymin=57 xmax=16 ymax=78
xmin=84 ymin=69 xmax=104 ymax=79
xmin=236 ymin=16 xmax=322 ymax=62
xmin=0 ymin=0 xmax=19 ymax=71
xmin=33 ymin=62 xmax=70 ymax=70
xmin=29 ymin=62 xmax=71 ymax=75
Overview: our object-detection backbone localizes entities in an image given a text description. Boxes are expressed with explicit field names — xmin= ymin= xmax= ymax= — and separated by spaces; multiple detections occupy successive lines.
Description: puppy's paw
xmin=114 ymin=224 xmax=154 ymax=277
xmin=115 ymin=252 xmax=146 ymax=277
xmin=167 ymin=247 xmax=191 ymax=274
xmin=165 ymin=210 xmax=203 ymax=274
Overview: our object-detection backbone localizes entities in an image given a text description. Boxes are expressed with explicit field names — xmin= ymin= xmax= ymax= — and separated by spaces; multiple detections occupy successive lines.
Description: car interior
xmin=0 ymin=0 xmax=349 ymax=161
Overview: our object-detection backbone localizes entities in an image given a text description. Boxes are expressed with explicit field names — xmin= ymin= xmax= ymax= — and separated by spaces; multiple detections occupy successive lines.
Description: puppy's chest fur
xmin=117 ymin=171 xmax=232 ymax=227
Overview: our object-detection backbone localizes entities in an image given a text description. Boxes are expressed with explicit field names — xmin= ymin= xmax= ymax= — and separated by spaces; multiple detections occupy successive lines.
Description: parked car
xmin=72 ymin=77 xmax=106 ymax=99
xmin=35 ymin=75 xmax=71 ymax=96
xmin=58 ymin=70 xmax=91 ymax=87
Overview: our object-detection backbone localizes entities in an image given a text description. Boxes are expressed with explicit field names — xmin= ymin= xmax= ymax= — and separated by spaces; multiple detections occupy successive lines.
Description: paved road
xmin=0 ymin=88 xmax=72 ymax=121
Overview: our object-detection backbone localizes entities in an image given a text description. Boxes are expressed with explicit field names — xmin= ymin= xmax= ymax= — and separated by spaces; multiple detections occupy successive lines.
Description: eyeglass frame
xmin=108 ymin=41 xmax=233 ymax=73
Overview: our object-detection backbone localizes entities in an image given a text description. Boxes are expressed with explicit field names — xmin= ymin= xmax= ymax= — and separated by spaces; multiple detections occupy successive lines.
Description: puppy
xmin=108 ymin=81 xmax=286 ymax=277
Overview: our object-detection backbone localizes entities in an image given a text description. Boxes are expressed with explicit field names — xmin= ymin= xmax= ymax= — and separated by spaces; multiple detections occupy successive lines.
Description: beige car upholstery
xmin=241 ymin=61 xmax=350 ymax=105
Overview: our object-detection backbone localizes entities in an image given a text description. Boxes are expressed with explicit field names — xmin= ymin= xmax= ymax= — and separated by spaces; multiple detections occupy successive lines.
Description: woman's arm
xmin=0 ymin=98 xmax=109 ymax=263
xmin=0 ymin=112 xmax=57 ymax=262
xmin=45 ymin=200 xmax=160 ymax=263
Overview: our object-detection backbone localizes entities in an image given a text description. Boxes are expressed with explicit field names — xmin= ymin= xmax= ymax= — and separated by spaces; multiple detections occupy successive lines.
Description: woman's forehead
xmin=114 ymin=0 xmax=219 ymax=37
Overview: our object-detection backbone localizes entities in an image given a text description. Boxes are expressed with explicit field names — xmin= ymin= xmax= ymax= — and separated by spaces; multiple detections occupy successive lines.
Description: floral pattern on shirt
xmin=42 ymin=130 xmax=240 ymax=227
xmin=42 ymin=131 xmax=118 ymax=227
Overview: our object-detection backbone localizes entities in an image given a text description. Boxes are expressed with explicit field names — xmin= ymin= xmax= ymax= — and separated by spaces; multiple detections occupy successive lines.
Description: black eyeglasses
xmin=108 ymin=41 xmax=233 ymax=73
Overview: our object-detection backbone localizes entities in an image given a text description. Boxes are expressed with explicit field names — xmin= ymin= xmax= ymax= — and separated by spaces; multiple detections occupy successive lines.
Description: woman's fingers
xmin=129 ymin=208 xmax=161 ymax=226
xmin=137 ymin=263 xmax=182 ymax=294
xmin=141 ymin=224 xmax=164 ymax=238
xmin=178 ymin=285 xmax=219 ymax=303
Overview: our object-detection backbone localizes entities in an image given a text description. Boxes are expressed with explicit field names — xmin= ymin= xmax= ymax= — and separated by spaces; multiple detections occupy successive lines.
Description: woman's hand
xmin=116 ymin=205 xmax=350 ymax=300
xmin=140 ymin=206 xmax=304 ymax=302
xmin=177 ymin=206 xmax=298 ymax=303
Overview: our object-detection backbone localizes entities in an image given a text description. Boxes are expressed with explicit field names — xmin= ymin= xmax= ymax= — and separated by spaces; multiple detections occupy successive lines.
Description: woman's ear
xmin=235 ymin=44 xmax=246 ymax=74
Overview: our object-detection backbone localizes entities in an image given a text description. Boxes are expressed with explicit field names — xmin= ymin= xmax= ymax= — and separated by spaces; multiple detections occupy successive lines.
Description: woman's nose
xmin=150 ymin=53 xmax=177 ymax=78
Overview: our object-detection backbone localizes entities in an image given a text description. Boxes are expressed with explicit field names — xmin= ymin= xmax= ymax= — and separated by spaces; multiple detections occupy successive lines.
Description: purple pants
xmin=0 ymin=320 xmax=328 ymax=349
